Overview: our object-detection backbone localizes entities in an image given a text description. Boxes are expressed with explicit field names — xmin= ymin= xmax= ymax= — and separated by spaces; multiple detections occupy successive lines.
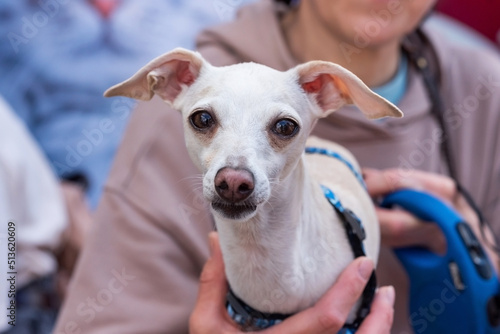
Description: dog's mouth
xmin=211 ymin=201 xmax=257 ymax=220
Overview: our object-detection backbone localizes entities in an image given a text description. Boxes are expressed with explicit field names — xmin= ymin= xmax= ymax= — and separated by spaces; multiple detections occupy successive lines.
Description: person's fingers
xmin=400 ymin=169 xmax=456 ymax=201
xmin=357 ymin=286 xmax=395 ymax=334
xmin=363 ymin=168 xmax=457 ymax=203
xmin=263 ymin=257 xmax=374 ymax=334
xmin=364 ymin=168 xmax=453 ymax=252
xmin=377 ymin=207 xmax=446 ymax=254
xmin=190 ymin=232 xmax=237 ymax=333
xmin=363 ymin=168 xmax=419 ymax=197
xmin=197 ymin=232 xmax=227 ymax=309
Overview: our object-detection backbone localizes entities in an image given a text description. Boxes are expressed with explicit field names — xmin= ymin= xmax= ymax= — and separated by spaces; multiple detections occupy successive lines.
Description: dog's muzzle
xmin=211 ymin=201 xmax=257 ymax=220
xmin=212 ymin=167 xmax=257 ymax=219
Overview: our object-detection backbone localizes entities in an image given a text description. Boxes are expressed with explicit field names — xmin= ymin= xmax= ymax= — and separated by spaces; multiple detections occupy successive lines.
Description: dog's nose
xmin=214 ymin=168 xmax=254 ymax=203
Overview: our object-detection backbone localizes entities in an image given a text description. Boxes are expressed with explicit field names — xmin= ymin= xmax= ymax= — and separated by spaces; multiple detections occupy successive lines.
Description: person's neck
xmin=281 ymin=7 xmax=401 ymax=88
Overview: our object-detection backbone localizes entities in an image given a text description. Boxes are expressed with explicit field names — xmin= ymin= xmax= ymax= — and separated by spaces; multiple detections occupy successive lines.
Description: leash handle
xmin=381 ymin=189 xmax=500 ymax=334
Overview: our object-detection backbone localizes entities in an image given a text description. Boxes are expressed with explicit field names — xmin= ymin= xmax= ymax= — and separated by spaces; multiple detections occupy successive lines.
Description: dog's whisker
xmin=177 ymin=174 xmax=204 ymax=186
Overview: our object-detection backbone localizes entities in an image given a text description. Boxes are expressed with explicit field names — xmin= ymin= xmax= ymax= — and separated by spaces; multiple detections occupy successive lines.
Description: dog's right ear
xmin=104 ymin=48 xmax=205 ymax=104
xmin=295 ymin=61 xmax=403 ymax=120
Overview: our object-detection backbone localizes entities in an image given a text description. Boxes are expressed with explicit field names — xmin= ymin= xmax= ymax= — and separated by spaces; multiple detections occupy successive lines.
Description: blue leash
xmin=305 ymin=147 xmax=366 ymax=188
xmin=381 ymin=189 xmax=500 ymax=333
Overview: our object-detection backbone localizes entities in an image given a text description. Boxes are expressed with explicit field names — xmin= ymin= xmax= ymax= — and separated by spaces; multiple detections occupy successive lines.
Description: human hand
xmin=189 ymin=232 xmax=395 ymax=334
xmin=363 ymin=168 xmax=497 ymax=261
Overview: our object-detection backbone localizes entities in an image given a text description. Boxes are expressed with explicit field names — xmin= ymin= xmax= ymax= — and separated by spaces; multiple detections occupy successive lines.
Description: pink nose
xmin=214 ymin=168 xmax=254 ymax=203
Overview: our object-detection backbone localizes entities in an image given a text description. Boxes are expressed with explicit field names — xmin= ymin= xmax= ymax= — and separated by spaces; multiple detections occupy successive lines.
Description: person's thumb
xmin=196 ymin=232 xmax=228 ymax=308
xmin=189 ymin=233 xmax=229 ymax=332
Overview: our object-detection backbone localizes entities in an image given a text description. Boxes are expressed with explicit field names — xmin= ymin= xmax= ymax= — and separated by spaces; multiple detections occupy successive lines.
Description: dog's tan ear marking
xmin=296 ymin=61 xmax=403 ymax=120
xmin=103 ymin=48 xmax=205 ymax=104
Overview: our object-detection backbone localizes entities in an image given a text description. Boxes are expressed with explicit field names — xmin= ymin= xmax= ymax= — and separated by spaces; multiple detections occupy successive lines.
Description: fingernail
xmin=358 ymin=258 xmax=374 ymax=280
xmin=382 ymin=286 xmax=395 ymax=305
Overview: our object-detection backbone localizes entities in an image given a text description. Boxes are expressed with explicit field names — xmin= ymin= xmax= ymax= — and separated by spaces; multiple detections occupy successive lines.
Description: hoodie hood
xmin=197 ymin=0 xmax=296 ymax=70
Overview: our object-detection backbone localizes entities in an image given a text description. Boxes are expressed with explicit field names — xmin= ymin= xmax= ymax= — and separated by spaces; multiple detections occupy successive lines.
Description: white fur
xmin=104 ymin=48 xmax=403 ymax=317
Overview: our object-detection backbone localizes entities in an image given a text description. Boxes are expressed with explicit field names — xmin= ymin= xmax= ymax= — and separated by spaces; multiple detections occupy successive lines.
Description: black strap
xmin=347 ymin=272 xmax=377 ymax=330
xmin=333 ymin=207 xmax=377 ymax=330
xmin=226 ymin=288 xmax=289 ymax=321
xmin=402 ymin=29 xmax=455 ymax=178
xmin=402 ymin=27 xmax=500 ymax=256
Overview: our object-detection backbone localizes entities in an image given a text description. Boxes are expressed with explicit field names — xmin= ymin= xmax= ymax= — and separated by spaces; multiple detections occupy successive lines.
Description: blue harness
xmin=226 ymin=147 xmax=377 ymax=333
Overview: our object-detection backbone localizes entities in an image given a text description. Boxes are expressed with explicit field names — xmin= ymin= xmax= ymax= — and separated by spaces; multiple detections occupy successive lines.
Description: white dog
xmin=105 ymin=48 xmax=403 ymax=330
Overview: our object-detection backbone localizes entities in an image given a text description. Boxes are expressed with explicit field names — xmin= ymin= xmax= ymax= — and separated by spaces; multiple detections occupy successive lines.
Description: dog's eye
xmin=190 ymin=110 xmax=215 ymax=130
xmin=272 ymin=119 xmax=299 ymax=138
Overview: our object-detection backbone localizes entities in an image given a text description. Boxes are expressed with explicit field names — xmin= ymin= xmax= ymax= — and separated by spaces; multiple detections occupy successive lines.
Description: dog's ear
xmin=295 ymin=61 xmax=403 ymax=120
xmin=104 ymin=48 xmax=205 ymax=104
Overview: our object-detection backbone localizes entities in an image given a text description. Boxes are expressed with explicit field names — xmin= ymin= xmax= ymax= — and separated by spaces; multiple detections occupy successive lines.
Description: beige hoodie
xmin=54 ymin=1 xmax=500 ymax=333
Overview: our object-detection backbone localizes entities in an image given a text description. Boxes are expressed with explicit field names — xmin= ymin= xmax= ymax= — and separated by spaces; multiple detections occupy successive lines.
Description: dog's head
xmin=105 ymin=48 xmax=402 ymax=221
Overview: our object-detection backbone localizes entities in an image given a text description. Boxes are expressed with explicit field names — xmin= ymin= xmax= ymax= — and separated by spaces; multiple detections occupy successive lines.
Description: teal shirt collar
xmin=372 ymin=53 xmax=408 ymax=106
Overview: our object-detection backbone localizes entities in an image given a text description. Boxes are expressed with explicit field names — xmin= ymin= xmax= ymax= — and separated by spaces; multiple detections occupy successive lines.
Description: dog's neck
xmin=215 ymin=155 xmax=352 ymax=314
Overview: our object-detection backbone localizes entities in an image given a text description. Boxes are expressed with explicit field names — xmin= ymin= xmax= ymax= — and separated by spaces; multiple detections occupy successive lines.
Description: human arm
xmin=0 ymin=97 xmax=67 ymax=288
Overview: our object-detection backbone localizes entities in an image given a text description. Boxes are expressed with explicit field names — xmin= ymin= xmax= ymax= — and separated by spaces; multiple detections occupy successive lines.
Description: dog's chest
xmin=219 ymin=177 xmax=357 ymax=314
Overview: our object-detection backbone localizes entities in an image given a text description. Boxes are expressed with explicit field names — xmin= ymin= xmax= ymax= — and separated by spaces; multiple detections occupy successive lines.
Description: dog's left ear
xmin=295 ymin=61 xmax=403 ymax=119
xmin=104 ymin=48 xmax=205 ymax=104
